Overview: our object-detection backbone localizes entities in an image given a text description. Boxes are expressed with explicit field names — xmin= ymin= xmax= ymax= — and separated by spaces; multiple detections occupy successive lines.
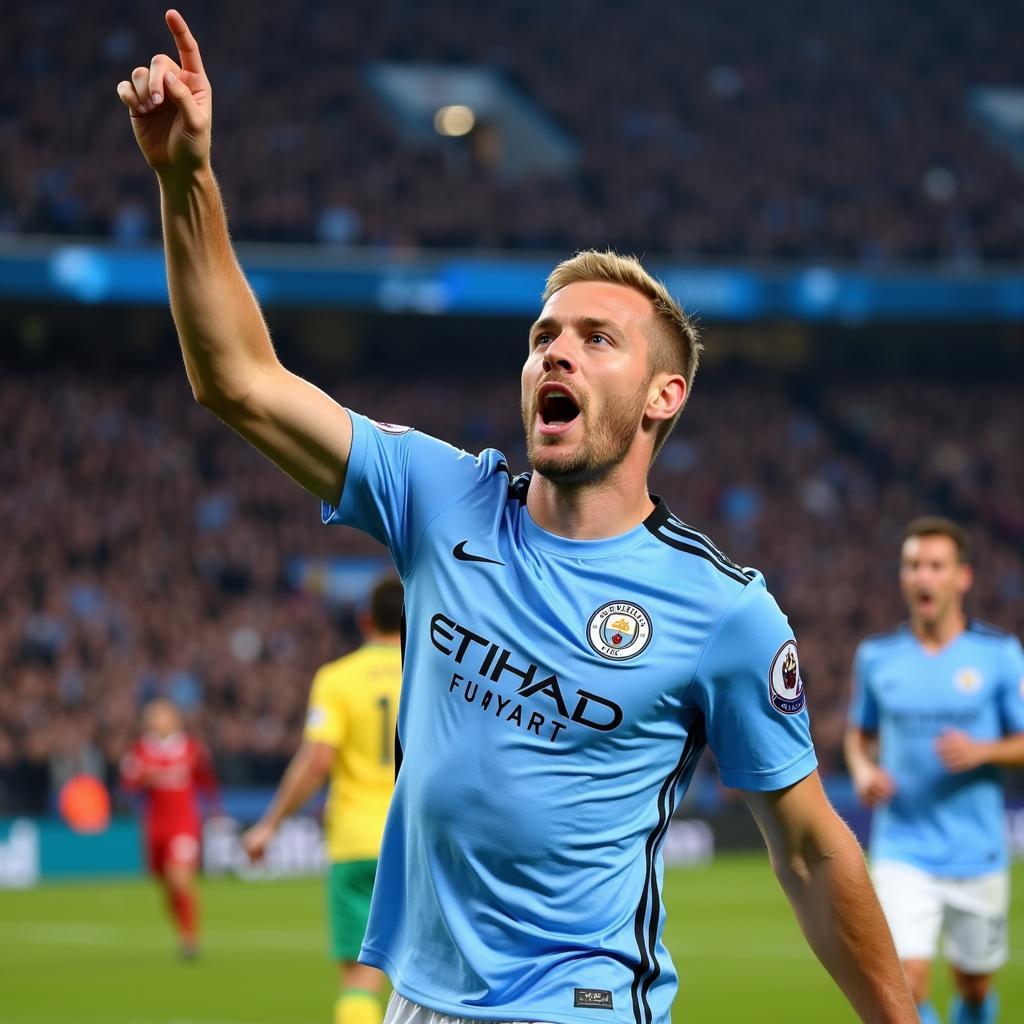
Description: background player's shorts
xmin=147 ymin=831 xmax=200 ymax=874
xmin=872 ymin=859 xmax=1009 ymax=973
xmin=329 ymin=858 xmax=377 ymax=961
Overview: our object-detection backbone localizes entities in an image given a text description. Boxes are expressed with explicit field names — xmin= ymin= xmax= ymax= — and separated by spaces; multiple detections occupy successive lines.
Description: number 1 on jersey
xmin=377 ymin=695 xmax=393 ymax=765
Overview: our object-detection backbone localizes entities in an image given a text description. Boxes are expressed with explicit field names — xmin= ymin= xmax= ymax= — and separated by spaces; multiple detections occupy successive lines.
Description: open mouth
xmin=538 ymin=385 xmax=581 ymax=429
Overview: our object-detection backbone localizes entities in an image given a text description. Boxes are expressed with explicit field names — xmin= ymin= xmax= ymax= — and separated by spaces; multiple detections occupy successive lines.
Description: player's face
xmin=899 ymin=534 xmax=971 ymax=626
xmin=145 ymin=701 xmax=181 ymax=738
xmin=520 ymin=282 xmax=657 ymax=485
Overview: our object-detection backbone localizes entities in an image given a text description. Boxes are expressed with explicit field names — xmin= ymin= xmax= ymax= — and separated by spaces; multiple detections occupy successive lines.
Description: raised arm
xmin=116 ymin=10 xmax=351 ymax=503
xmin=744 ymin=772 xmax=916 ymax=1023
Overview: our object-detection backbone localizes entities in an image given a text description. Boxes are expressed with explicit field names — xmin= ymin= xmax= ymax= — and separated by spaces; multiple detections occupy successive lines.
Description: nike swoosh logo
xmin=452 ymin=541 xmax=505 ymax=566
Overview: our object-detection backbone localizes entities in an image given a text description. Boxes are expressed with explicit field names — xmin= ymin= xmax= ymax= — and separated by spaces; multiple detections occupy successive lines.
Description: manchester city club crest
xmin=769 ymin=640 xmax=805 ymax=714
xmin=587 ymin=601 xmax=653 ymax=661
xmin=953 ymin=667 xmax=983 ymax=693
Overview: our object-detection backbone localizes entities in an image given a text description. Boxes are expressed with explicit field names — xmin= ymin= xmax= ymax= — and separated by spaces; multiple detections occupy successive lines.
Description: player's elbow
xmin=190 ymin=377 xmax=250 ymax=414
xmin=308 ymin=743 xmax=336 ymax=776
xmin=190 ymin=361 xmax=281 ymax=422
xmin=771 ymin=817 xmax=850 ymax=894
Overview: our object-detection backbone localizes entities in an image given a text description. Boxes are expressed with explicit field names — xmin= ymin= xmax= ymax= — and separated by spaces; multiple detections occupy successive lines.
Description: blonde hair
xmin=542 ymin=250 xmax=702 ymax=459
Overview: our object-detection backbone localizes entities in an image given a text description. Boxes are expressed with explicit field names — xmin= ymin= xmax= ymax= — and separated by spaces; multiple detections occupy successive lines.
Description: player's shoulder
xmin=966 ymin=619 xmax=1016 ymax=642
xmin=315 ymin=643 xmax=397 ymax=686
xmin=965 ymin=619 xmax=1023 ymax=654
xmin=857 ymin=623 xmax=913 ymax=656
xmin=184 ymin=734 xmax=207 ymax=757
xmin=643 ymin=501 xmax=759 ymax=598
xmin=354 ymin=410 xmax=510 ymax=480
xmin=316 ymin=648 xmax=364 ymax=681
xmin=136 ymin=735 xmax=160 ymax=758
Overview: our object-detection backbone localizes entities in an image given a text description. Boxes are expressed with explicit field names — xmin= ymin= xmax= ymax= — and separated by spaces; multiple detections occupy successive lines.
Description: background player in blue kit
xmin=116 ymin=11 xmax=918 ymax=1023
xmin=846 ymin=517 xmax=1024 ymax=1024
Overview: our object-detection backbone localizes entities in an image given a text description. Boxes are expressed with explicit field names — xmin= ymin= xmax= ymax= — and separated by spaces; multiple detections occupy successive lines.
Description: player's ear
xmin=957 ymin=562 xmax=973 ymax=596
xmin=645 ymin=372 xmax=686 ymax=424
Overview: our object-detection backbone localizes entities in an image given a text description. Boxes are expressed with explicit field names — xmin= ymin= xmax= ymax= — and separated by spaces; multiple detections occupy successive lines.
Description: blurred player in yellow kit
xmin=243 ymin=574 xmax=403 ymax=1024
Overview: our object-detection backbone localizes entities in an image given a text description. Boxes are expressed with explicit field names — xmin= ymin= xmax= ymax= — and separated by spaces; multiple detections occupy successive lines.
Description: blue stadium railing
xmin=3 ymin=238 xmax=1024 ymax=322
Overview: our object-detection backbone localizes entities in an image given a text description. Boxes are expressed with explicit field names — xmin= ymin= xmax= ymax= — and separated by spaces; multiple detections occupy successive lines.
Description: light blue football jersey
xmin=323 ymin=411 xmax=817 ymax=1024
xmin=850 ymin=622 xmax=1024 ymax=877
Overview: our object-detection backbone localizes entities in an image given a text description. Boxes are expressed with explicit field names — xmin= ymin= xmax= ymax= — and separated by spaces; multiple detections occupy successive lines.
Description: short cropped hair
xmin=903 ymin=516 xmax=971 ymax=564
xmin=369 ymin=574 xmax=404 ymax=633
xmin=542 ymin=250 xmax=702 ymax=460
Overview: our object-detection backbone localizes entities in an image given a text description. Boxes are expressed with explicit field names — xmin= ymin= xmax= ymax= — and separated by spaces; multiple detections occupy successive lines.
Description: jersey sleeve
xmin=321 ymin=411 xmax=497 ymax=577
xmin=848 ymin=641 xmax=880 ymax=732
xmin=690 ymin=578 xmax=817 ymax=792
xmin=191 ymin=740 xmax=219 ymax=802
xmin=997 ymin=635 xmax=1024 ymax=736
xmin=119 ymin=742 xmax=146 ymax=792
xmin=304 ymin=667 xmax=346 ymax=749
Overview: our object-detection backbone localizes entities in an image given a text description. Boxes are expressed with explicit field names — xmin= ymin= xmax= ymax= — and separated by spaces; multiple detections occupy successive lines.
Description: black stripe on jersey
xmin=649 ymin=531 xmax=751 ymax=587
xmin=507 ymin=471 xmax=530 ymax=503
xmin=663 ymin=516 xmax=748 ymax=577
xmin=642 ymin=503 xmax=753 ymax=586
xmin=638 ymin=721 xmax=706 ymax=1021
xmin=967 ymin=619 xmax=1012 ymax=639
xmin=395 ymin=608 xmax=407 ymax=781
xmin=630 ymin=720 xmax=706 ymax=1024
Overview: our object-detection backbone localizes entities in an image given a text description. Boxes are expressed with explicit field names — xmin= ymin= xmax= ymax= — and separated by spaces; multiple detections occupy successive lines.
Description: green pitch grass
xmin=2 ymin=855 xmax=1022 ymax=1023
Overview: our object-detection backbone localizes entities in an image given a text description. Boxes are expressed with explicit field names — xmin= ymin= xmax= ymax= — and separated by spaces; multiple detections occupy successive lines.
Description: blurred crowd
xmin=5 ymin=0 xmax=1024 ymax=261
xmin=1 ymin=368 xmax=1021 ymax=813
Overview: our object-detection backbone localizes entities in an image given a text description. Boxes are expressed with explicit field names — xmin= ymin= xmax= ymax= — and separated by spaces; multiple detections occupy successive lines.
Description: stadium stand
xmin=3 ymin=0 xmax=1023 ymax=259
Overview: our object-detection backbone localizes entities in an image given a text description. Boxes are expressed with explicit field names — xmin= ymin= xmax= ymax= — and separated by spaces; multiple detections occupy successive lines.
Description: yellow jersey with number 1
xmin=303 ymin=642 xmax=402 ymax=862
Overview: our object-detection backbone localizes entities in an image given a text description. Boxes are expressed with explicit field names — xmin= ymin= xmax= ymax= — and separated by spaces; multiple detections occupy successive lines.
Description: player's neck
xmin=365 ymin=632 xmax=401 ymax=647
xmin=911 ymin=608 xmax=966 ymax=652
xmin=526 ymin=468 xmax=655 ymax=540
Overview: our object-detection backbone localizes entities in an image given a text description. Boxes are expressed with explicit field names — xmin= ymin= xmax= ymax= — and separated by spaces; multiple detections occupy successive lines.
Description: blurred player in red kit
xmin=121 ymin=698 xmax=219 ymax=958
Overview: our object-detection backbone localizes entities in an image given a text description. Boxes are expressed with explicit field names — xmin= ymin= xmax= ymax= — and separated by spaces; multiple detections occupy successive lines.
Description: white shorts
xmin=384 ymin=992 xmax=555 ymax=1024
xmin=871 ymin=859 xmax=1010 ymax=974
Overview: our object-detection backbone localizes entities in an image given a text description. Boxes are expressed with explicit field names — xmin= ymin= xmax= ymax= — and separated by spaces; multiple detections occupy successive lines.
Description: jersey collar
xmin=519 ymin=495 xmax=669 ymax=559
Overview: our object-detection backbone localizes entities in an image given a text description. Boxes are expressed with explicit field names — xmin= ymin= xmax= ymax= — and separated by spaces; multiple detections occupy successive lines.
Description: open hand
xmin=116 ymin=10 xmax=211 ymax=176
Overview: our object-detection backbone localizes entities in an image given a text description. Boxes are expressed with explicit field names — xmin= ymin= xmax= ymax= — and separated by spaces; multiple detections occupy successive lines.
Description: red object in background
xmin=59 ymin=774 xmax=111 ymax=833
xmin=120 ymin=734 xmax=218 ymax=843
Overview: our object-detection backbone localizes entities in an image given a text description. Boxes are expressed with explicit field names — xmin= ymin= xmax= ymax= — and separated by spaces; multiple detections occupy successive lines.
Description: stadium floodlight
xmin=434 ymin=104 xmax=476 ymax=137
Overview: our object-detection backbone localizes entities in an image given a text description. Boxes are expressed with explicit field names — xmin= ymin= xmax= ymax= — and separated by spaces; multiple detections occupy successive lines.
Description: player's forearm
xmin=843 ymin=729 xmax=868 ymax=768
xmin=260 ymin=746 xmax=327 ymax=828
xmin=158 ymin=166 xmax=280 ymax=409
xmin=844 ymin=729 xmax=874 ymax=778
xmin=978 ymin=732 xmax=1024 ymax=767
xmin=775 ymin=822 xmax=915 ymax=1022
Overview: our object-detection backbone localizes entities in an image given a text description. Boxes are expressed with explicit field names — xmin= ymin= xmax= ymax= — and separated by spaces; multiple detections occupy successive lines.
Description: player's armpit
xmin=205 ymin=365 xmax=353 ymax=505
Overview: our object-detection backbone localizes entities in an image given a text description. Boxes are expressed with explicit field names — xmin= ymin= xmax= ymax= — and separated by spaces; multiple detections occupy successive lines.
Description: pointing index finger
xmin=165 ymin=9 xmax=205 ymax=75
